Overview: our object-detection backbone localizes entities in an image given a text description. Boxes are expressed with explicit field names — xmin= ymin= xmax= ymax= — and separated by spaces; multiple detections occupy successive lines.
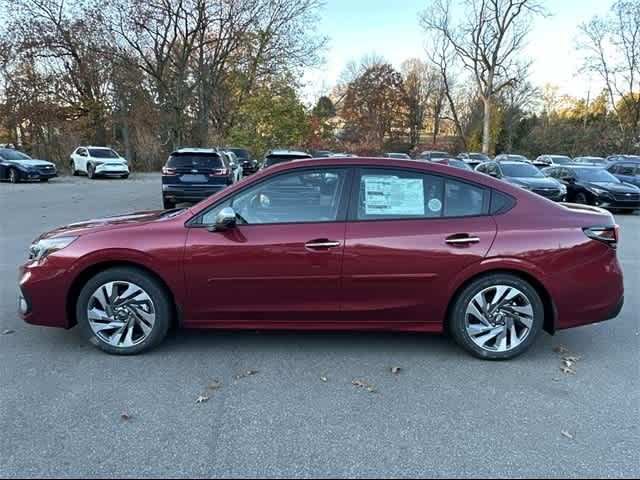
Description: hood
xmin=589 ymin=182 xmax=640 ymax=193
xmin=11 ymin=159 xmax=56 ymax=167
xmin=505 ymin=176 xmax=560 ymax=188
xmin=37 ymin=210 xmax=171 ymax=240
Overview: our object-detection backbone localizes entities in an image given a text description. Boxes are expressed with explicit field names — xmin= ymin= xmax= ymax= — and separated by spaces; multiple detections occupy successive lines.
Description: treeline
xmin=0 ymin=0 xmax=638 ymax=170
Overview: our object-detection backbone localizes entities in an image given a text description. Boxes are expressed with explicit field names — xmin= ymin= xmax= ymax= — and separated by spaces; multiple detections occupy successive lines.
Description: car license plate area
xmin=180 ymin=174 xmax=208 ymax=183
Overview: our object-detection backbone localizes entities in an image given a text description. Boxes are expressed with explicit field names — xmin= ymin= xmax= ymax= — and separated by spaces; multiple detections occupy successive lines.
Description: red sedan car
xmin=18 ymin=158 xmax=624 ymax=359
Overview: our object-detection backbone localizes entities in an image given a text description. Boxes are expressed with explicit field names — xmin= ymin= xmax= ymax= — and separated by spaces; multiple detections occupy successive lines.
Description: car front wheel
xmin=9 ymin=168 xmax=18 ymax=183
xmin=449 ymin=273 xmax=543 ymax=360
xmin=76 ymin=267 xmax=172 ymax=355
xmin=87 ymin=164 xmax=96 ymax=179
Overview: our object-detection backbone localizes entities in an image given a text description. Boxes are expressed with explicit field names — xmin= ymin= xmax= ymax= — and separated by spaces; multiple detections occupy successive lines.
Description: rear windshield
xmin=551 ymin=156 xmax=572 ymax=164
xmin=229 ymin=148 xmax=250 ymax=160
xmin=468 ymin=153 xmax=490 ymax=161
xmin=264 ymin=155 xmax=310 ymax=167
xmin=501 ymin=163 xmax=544 ymax=178
xmin=448 ymin=159 xmax=472 ymax=170
xmin=576 ymin=157 xmax=605 ymax=164
xmin=506 ymin=155 xmax=529 ymax=162
xmin=89 ymin=149 xmax=119 ymax=159
xmin=167 ymin=154 xmax=222 ymax=169
xmin=430 ymin=152 xmax=448 ymax=159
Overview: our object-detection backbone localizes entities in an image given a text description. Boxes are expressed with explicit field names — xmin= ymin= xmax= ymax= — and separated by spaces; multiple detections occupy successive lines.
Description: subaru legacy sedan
xmin=18 ymin=158 xmax=624 ymax=360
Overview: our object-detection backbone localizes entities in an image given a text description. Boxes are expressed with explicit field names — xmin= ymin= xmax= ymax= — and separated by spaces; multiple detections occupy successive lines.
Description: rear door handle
xmin=305 ymin=240 xmax=342 ymax=250
xmin=445 ymin=235 xmax=481 ymax=245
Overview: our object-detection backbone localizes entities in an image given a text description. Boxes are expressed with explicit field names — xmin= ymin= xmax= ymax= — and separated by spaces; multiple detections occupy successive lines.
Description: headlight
xmin=588 ymin=187 xmax=609 ymax=196
xmin=28 ymin=236 xmax=77 ymax=261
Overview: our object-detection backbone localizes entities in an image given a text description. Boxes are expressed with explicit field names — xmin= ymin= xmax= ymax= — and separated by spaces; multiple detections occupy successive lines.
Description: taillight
xmin=211 ymin=168 xmax=228 ymax=176
xmin=583 ymin=225 xmax=619 ymax=248
xmin=162 ymin=166 xmax=177 ymax=176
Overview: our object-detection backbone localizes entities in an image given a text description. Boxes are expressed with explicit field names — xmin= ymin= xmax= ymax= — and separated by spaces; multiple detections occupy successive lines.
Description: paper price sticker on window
xmin=364 ymin=176 xmax=425 ymax=215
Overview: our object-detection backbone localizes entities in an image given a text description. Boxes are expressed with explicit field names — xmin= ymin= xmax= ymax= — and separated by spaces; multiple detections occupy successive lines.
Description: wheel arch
xmin=445 ymin=268 xmax=557 ymax=335
xmin=66 ymin=260 xmax=181 ymax=329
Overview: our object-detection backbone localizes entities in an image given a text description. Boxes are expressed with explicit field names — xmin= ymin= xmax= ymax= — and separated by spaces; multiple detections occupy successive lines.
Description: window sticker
xmin=364 ymin=176 xmax=425 ymax=215
xmin=428 ymin=198 xmax=442 ymax=213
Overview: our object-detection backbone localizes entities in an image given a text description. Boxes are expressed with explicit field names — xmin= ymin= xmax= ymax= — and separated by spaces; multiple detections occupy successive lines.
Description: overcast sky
xmin=302 ymin=0 xmax=614 ymax=103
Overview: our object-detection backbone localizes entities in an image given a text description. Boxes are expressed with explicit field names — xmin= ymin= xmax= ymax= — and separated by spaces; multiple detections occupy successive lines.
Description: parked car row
xmin=0 ymin=148 xmax=58 ymax=183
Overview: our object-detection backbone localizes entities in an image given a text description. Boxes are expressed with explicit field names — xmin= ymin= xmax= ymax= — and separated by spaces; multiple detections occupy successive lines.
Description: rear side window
xmin=353 ymin=169 xmax=488 ymax=220
xmin=167 ymin=154 xmax=222 ymax=169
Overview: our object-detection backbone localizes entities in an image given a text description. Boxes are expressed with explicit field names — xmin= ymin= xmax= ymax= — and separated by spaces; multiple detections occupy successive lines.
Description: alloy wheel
xmin=87 ymin=281 xmax=156 ymax=348
xmin=464 ymin=285 xmax=534 ymax=353
xmin=9 ymin=169 xmax=17 ymax=183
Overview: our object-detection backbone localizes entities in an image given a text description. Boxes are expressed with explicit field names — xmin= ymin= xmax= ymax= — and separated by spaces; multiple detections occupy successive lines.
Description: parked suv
xmin=70 ymin=146 xmax=129 ymax=179
xmin=476 ymin=160 xmax=566 ymax=201
xmin=607 ymin=160 xmax=640 ymax=187
xmin=161 ymin=148 xmax=234 ymax=209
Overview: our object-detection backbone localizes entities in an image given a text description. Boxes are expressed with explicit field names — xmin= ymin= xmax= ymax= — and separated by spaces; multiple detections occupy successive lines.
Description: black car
xmin=261 ymin=149 xmax=312 ymax=169
xmin=543 ymin=165 xmax=640 ymax=212
xmin=0 ymin=148 xmax=57 ymax=183
xmin=161 ymin=148 xmax=234 ymax=209
xmin=228 ymin=147 xmax=258 ymax=176
xmin=476 ymin=160 xmax=566 ymax=201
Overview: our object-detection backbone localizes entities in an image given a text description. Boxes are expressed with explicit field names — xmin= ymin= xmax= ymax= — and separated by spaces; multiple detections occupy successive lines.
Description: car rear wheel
xmin=87 ymin=164 xmax=96 ymax=179
xmin=40 ymin=178 xmax=49 ymax=182
xmin=71 ymin=160 xmax=79 ymax=176
xmin=8 ymin=168 xmax=18 ymax=183
xmin=449 ymin=274 xmax=543 ymax=360
xmin=76 ymin=267 xmax=172 ymax=355
xmin=121 ymin=174 xmax=129 ymax=179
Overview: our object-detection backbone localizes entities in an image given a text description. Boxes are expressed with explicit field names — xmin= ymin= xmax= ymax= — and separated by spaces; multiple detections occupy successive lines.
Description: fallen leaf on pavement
xmin=561 ymin=431 xmax=574 ymax=440
xmin=563 ymin=359 xmax=575 ymax=368
xmin=560 ymin=366 xmax=576 ymax=375
xmin=320 ymin=376 xmax=328 ymax=382
xmin=553 ymin=345 xmax=570 ymax=354
xmin=390 ymin=367 xmax=401 ymax=374
xmin=234 ymin=370 xmax=258 ymax=380
xmin=562 ymin=355 xmax=581 ymax=363
xmin=352 ymin=380 xmax=367 ymax=388
xmin=1 ymin=329 xmax=15 ymax=335
xmin=366 ymin=386 xmax=379 ymax=393
xmin=207 ymin=380 xmax=222 ymax=390
xmin=120 ymin=412 xmax=130 ymax=421
xmin=196 ymin=394 xmax=209 ymax=404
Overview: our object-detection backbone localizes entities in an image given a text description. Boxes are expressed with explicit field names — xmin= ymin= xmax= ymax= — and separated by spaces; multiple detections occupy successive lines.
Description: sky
xmin=301 ymin=0 xmax=614 ymax=104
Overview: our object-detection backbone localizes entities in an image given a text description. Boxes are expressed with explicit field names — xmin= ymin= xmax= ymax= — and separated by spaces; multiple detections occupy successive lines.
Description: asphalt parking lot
xmin=0 ymin=174 xmax=638 ymax=479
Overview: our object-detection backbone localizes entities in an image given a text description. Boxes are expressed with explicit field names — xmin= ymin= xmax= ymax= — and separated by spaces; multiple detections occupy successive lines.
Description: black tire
xmin=71 ymin=160 xmax=79 ymax=176
xmin=8 ymin=168 xmax=19 ymax=183
xmin=449 ymin=273 xmax=544 ymax=360
xmin=40 ymin=178 xmax=49 ymax=182
xmin=76 ymin=267 xmax=172 ymax=355
xmin=163 ymin=198 xmax=176 ymax=209
xmin=87 ymin=164 xmax=96 ymax=179
xmin=121 ymin=174 xmax=129 ymax=179
xmin=574 ymin=192 xmax=589 ymax=205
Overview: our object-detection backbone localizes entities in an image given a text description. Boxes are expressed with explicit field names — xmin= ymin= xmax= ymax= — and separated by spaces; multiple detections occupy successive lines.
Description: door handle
xmin=445 ymin=235 xmax=481 ymax=245
xmin=305 ymin=240 xmax=341 ymax=250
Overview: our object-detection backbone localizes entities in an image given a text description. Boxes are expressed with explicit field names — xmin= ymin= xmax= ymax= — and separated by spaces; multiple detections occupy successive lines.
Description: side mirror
xmin=208 ymin=207 xmax=237 ymax=232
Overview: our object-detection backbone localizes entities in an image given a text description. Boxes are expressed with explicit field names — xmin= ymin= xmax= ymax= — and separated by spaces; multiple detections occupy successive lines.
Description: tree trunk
xmin=482 ymin=95 xmax=492 ymax=154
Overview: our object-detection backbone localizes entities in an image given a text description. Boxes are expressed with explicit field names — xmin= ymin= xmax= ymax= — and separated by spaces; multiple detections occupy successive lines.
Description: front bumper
xmin=594 ymin=198 xmax=640 ymax=210
xmin=22 ymin=170 xmax=58 ymax=181
xmin=18 ymin=261 xmax=73 ymax=328
xmin=162 ymin=184 xmax=228 ymax=203
xmin=95 ymin=164 xmax=129 ymax=176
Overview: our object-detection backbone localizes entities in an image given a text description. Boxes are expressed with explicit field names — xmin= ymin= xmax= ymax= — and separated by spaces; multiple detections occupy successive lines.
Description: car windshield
xmin=229 ymin=148 xmax=250 ymax=160
xmin=551 ymin=156 xmax=572 ymax=164
xmin=501 ymin=163 xmax=544 ymax=178
xmin=429 ymin=152 xmax=448 ymax=159
xmin=264 ymin=154 xmax=310 ymax=167
xmin=89 ymin=149 xmax=120 ymax=159
xmin=0 ymin=149 xmax=31 ymax=161
xmin=468 ymin=153 xmax=490 ymax=161
xmin=167 ymin=154 xmax=222 ymax=169
xmin=574 ymin=168 xmax=620 ymax=183
xmin=576 ymin=157 xmax=605 ymax=164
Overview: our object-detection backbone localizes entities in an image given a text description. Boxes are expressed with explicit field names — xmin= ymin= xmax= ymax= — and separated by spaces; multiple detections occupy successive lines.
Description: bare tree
xmin=401 ymin=58 xmax=436 ymax=147
xmin=421 ymin=0 xmax=543 ymax=153
xmin=579 ymin=0 xmax=640 ymax=150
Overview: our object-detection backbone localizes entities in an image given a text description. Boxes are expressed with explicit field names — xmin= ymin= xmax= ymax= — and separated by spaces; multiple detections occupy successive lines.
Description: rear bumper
xmin=162 ymin=184 xmax=228 ymax=203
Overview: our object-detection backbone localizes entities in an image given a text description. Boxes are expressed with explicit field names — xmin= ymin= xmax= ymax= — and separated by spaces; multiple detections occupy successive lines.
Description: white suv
xmin=70 ymin=146 xmax=130 ymax=179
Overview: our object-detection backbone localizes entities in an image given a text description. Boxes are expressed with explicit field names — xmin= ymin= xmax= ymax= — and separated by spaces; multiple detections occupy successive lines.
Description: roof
xmin=172 ymin=147 xmax=219 ymax=155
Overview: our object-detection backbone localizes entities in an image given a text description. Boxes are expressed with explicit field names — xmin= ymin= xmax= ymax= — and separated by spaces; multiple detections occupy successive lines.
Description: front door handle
xmin=305 ymin=240 xmax=342 ymax=250
xmin=445 ymin=235 xmax=481 ymax=245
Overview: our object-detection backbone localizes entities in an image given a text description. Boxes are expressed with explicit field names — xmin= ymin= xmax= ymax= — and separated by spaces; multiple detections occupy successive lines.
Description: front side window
xmin=353 ymin=169 xmax=487 ymax=220
xmin=201 ymin=168 xmax=347 ymax=225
